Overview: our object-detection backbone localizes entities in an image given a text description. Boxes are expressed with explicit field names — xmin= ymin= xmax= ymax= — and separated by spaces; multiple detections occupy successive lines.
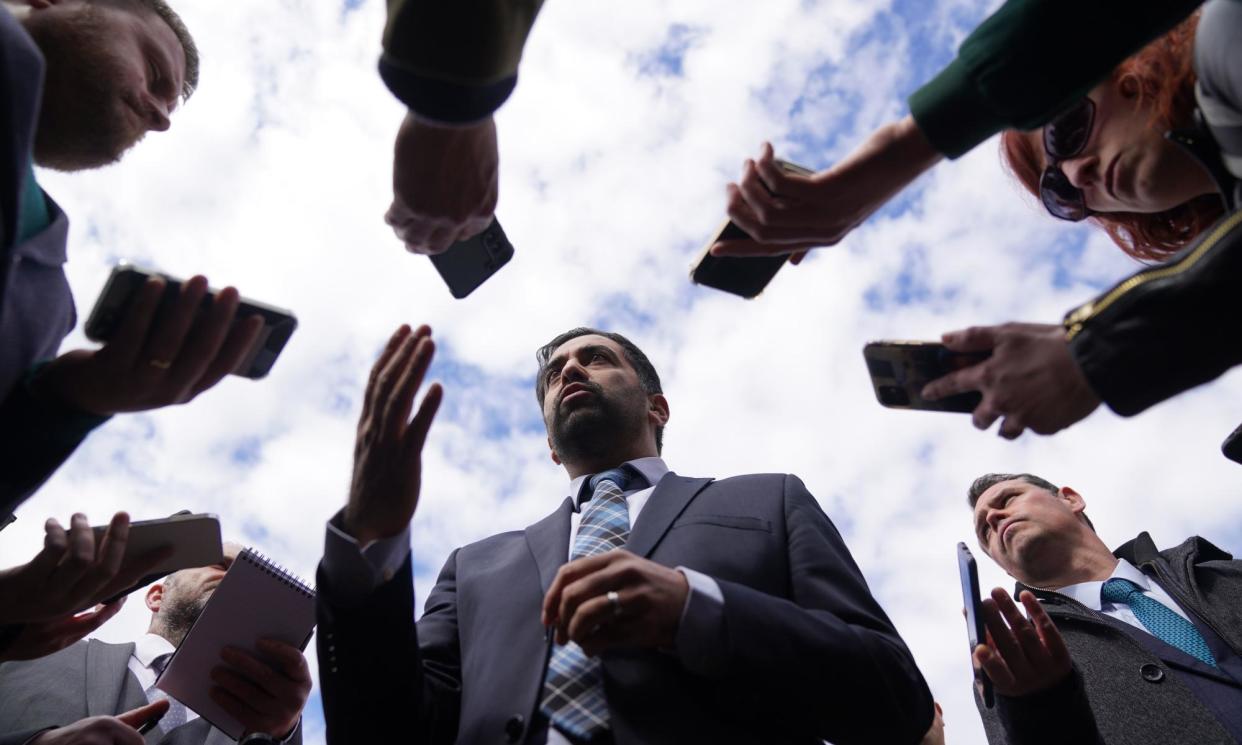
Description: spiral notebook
xmin=156 ymin=547 xmax=316 ymax=739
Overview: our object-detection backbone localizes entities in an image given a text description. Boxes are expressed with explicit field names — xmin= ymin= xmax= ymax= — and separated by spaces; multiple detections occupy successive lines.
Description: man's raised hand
xmin=343 ymin=325 xmax=443 ymax=545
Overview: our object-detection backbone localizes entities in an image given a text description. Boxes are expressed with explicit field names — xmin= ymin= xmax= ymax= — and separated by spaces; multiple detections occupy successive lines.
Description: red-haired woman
xmin=999 ymin=14 xmax=1234 ymax=262
xmin=924 ymin=1 xmax=1242 ymax=441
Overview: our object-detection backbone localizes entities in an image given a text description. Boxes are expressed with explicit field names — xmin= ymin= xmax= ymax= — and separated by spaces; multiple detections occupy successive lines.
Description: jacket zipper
xmin=1063 ymin=209 xmax=1242 ymax=340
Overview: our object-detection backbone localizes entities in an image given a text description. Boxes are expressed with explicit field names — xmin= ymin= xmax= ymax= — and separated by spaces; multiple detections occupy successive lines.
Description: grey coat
xmin=0 ymin=638 xmax=300 ymax=745
xmin=976 ymin=533 xmax=1242 ymax=745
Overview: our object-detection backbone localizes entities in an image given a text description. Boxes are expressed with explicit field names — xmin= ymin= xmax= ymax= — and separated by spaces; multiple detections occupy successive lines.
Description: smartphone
xmin=862 ymin=341 xmax=990 ymax=413
xmin=958 ymin=542 xmax=994 ymax=707
xmin=93 ymin=512 xmax=224 ymax=603
xmin=689 ymin=159 xmax=815 ymax=299
xmin=84 ymin=263 xmax=298 ymax=379
xmin=1222 ymin=422 xmax=1242 ymax=465
xmin=430 ymin=218 xmax=514 ymax=299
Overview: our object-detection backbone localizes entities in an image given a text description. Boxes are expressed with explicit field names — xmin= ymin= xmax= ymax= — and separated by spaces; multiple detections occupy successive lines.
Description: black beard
xmin=549 ymin=386 xmax=646 ymax=465
xmin=158 ymin=592 xmax=210 ymax=647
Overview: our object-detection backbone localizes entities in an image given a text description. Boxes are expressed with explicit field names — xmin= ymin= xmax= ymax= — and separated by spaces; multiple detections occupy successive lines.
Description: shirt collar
xmin=1056 ymin=559 xmax=1148 ymax=611
xmin=132 ymin=632 xmax=178 ymax=669
xmin=566 ymin=456 xmax=668 ymax=507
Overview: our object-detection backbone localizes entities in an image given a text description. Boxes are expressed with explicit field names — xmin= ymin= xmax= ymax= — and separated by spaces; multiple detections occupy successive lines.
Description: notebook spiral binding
xmin=239 ymin=547 xmax=316 ymax=598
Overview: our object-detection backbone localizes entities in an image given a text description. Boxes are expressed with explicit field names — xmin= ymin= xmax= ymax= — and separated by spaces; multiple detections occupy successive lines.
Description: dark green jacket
xmin=379 ymin=0 xmax=545 ymax=122
xmin=909 ymin=0 xmax=1205 ymax=158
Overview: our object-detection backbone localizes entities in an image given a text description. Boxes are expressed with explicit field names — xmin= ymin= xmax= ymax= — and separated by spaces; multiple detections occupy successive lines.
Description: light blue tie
xmin=147 ymin=653 xmax=191 ymax=730
xmin=540 ymin=468 xmax=635 ymax=740
xmin=1101 ymin=577 xmax=1217 ymax=667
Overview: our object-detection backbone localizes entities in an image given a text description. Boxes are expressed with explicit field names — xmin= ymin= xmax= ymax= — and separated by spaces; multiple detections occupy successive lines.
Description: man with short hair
xmin=967 ymin=473 xmax=1242 ymax=745
xmin=0 ymin=543 xmax=313 ymax=745
xmin=316 ymin=324 xmax=935 ymax=745
xmin=0 ymin=0 xmax=262 ymax=513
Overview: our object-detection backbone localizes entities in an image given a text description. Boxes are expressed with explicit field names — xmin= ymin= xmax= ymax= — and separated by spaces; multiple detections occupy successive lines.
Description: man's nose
xmin=559 ymin=358 xmax=588 ymax=385
xmin=1059 ymin=154 xmax=1099 ymax=190
xmin=145 ymin=98 xmax=171 ymax=132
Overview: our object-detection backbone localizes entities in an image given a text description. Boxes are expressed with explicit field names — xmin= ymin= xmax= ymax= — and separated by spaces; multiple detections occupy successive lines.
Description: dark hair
xmin=999 ymin=14 xmax=1221 ymax=262
xmin=968 ymin=473 xmax=1094 ymax=531
xmin=92 ymin=0 xmax=199 ymax=99
xmin=535 ymin=327 xmax=664 ymax=452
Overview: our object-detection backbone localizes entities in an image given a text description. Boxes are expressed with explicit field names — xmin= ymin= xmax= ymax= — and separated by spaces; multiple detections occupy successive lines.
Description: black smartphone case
xmin=430 ymin=218 xmax=514 ymax=299
xmin=690 ymin=220 xmax=788 ymax=299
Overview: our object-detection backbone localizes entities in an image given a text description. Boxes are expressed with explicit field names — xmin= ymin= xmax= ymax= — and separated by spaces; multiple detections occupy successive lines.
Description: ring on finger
xmin=606 ymin=590 xmax=622 ymax=618
xmin=148 ymin=358 xmax=172 ymax=370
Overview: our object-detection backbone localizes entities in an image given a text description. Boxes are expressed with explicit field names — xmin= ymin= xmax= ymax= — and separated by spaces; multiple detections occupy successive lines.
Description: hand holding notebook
xmin=156 ymin=548 xmax=315 ymax=739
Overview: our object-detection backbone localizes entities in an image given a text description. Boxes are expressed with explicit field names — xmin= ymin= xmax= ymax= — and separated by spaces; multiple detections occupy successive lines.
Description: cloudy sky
xmin=5 ymin=0 xmax=1242 ymax=742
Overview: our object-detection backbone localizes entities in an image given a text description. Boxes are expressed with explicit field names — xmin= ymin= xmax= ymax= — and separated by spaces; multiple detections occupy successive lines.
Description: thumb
xmin=117 ymin=698 xmax=169 ymax=729
xmin=942 ymin=326 xmax=999 ymax=352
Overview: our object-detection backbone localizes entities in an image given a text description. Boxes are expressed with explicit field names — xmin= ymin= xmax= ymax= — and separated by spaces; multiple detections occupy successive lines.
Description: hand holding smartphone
xmin=958 ymin=542 xmax=994 ymax=707
xmin=85 ymin=263 xmax=297 ymax=379
xmin=863 ymin=341 xmax=990 ymax=413
xmin=689 ymin=159 xmax=815 ymax=299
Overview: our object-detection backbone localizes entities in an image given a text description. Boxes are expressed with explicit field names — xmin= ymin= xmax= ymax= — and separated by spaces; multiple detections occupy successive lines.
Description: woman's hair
xmin=1000 ymin=15 xmax=1222 ymax=262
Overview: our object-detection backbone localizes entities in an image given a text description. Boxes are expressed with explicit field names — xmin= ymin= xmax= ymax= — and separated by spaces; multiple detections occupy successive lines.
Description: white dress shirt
xmin=321 ymin=456 xmax=726 ymax=745
xmin=1056 ymin=558 xmax=1194 ymax=633
xmin=127 ymin=633 xmax=199 ymax=724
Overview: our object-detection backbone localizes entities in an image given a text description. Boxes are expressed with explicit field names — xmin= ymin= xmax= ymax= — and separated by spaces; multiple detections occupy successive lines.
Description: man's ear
xmin=547 ymin=436 xmax=561 ymax=466
xmin=146 ymin=582 xmax=164 ymax=613
xmin=648 ymin=394 xmax=669 ymax=428
xmin=1059 ymin=486 xmax=1086 ymax=515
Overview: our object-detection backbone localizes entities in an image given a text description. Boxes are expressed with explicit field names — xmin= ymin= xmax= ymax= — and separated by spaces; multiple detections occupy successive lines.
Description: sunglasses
xmin=1039 ymin=97 xmax=1096 ymax=222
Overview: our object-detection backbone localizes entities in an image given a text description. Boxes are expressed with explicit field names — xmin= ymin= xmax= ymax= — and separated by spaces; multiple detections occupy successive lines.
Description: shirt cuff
xmin=673 ymin=567 xmax=726 ymax=677
xmin=321 ymin=509 xmax=410 ymax=606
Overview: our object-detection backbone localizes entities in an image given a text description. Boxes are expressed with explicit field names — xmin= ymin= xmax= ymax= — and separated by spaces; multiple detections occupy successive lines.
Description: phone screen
xmin=958 ymin=542 xmax=994 ymax=707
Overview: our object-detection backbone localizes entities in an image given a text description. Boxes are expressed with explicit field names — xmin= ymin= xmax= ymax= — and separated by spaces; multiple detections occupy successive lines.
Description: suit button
xmin=1140 ymin=663 xmax=1164 ymax=683
xmin=504 ymin=715 xmax=524 ymax=742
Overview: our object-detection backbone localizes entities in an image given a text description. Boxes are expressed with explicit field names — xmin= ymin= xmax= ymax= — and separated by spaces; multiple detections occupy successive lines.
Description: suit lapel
xmin=85 ymin=639 xmax=138 ymax=717
xmin=525 ymin=497 xmax=573 ymax=596
xmin=626 ymin=473 xmax=712 ymax=558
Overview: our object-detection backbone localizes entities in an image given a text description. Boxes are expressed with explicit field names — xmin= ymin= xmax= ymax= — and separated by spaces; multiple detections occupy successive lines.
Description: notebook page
xmin=156 ymin=548 xmax=315 ymax=739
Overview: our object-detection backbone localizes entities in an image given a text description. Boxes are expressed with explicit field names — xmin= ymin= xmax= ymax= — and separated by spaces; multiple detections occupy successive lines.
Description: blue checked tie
xmin=540 ymin=468 xmax=634 ymax=740
xmin=147 ymin=653 xmax=191 ymax=730
xmin=1101 ymin=578 xmax=1218 ymax=667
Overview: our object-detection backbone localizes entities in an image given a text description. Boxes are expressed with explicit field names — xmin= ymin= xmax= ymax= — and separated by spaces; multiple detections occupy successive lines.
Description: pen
xmin=137 ymin=713 xmax=165 ymax=735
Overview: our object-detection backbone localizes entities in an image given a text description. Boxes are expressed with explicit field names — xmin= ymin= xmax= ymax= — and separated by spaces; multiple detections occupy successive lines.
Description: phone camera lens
xmin=877 ymin=385 xmax=910 ymax=407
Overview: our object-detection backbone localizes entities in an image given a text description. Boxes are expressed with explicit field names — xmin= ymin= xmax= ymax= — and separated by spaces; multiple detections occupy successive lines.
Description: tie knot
xmin=151 ymin=652 xmax=174 ymax=677
xmin=589 ymin=467 xmax=633 ymax=494
xmin=1101 ymin=577 xmax=1142 ymax=605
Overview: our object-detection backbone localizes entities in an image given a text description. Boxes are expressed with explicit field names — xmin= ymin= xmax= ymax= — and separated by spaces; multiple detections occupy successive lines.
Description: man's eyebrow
xmin=544 ymin=344 xmax=616 ymax=376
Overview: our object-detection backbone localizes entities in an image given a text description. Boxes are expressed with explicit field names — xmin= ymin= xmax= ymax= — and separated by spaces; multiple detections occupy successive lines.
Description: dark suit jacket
xmin=976 ymin=533 xmax=1242 ymax=745
xmin=0 ymin=5 xmax=106 ymax=518
xmin=0 ymin=638 xmax=302 ymax=745
xmin=318 ymin=472 xmax=934 ymax=745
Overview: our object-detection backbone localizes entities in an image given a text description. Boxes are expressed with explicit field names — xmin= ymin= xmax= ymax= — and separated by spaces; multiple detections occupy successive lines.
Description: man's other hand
xmin=32 ymin=276 xmax=263 ymax=417
xmin=921 ymin=322 xmax=1101 ymax=438
xmin=541 ymin=549 xmax=689 ymax=657
xmin=210 ymin=639 xmax=312 ymax=739
xmin=29 ymin=700 xmax=169 ymax=745
xmin=387 ymin=112 xmax=498 ymax=255
xmin=974 ymin=589 xmax=1073 ymax=698
xmin=342 ymin=325 xmax=442 ymax=545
